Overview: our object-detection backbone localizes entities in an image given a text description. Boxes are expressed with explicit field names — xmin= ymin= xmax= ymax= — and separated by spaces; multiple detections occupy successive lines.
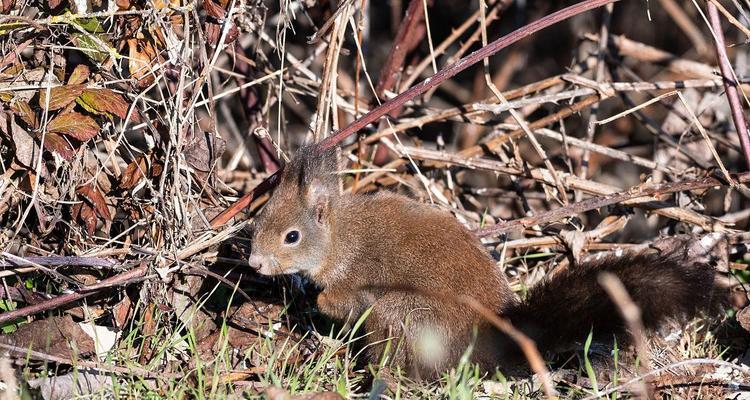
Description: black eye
xmin=284 ymin=230 xmax=300 ymax=244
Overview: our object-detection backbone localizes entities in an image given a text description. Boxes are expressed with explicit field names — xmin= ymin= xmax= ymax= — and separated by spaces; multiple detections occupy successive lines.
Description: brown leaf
xmin=77 ymin=184 xmax=112 ymax=220
xmin=738 ymin=306 xmax=750 ymax=333
xmin=226 ymin=24 xmax=239 ymax=45
xmin=0 ymin=111 xmax=8 ymax=138
xmin=68 ymin=64 xmax=91 ymax=85
xmin=205 ymin=23 xmax=220 ymax=48
xmin=113 ymin=295 xmax=133 ymax=328
xmin=127 ymin=38 xmax=157 ymax=87
xmin=119 ymin=155 xmax=148 ymax=190
xmin=151 ymin=159 xmax=163 ymax=177
xmin=10 ymin=117 xmax=40 ymax=169
xmin=0 ymin=315 xmax=95 ymax=359
xmin=47 ymin=112 xmax=100 ymax=141
xmin=2 ymin=0 xmax=14 ymax=15
xmin=39 ymin=84 xmax=85 ymax=111
xmin=202 ymin=0 xmax=225 ymax=19
xmin=78 ymin=202 xmax=98 ymax=236
xmin=185 ymin=132 xmax=226 ymax=172
xmin=47 ymin=0 xmax=65 ymax=9
xmin=43 ymin=131 xmax=76 ymax=159
xmin=11 ymin=100 xmax=38 ymax=128
xmin=78 ymin=89 xmax=129 ymax=119
xmin=0 ymin=68 xmax=54 ymax=102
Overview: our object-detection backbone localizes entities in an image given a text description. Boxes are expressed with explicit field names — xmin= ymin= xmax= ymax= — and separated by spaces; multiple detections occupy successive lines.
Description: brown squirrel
xmin=248 ymin=145 xmax=720 ymax=379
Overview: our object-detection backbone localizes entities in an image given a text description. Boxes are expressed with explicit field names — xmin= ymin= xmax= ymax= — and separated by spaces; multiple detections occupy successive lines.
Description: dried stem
xmin=707 ymin=1 xmax=750 ymax=171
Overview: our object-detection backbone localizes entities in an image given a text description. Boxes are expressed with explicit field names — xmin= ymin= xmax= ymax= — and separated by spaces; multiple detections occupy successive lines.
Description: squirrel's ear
xmin=284 ymin=145 xmax=338 ymax=225
xmin=306 ymin=178 xmax=332 ymax=225
xmin=281 ymin=145 xmax=339 ymax=189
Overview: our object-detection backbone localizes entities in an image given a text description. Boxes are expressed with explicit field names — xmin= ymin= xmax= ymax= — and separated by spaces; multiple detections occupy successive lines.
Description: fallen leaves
xmin=0 ymin=315 xmax=95 ymax=359
xmin=10 ymin=100 xmax=37 ymax=128
xmin=68 ymin=64 xmax=90 ymax=85
xmin=78 ymin=88 xmax=129 ymax=120
xmin=120 ymin=156 xmax=149 ymax=190
xmin=46 ymin=111 xmax=100 ymax=141
xmin=38 ymin=84 xmax=85 ymax=111
xmin=73 ymin=183 xmax=112 ymax=235
xmin=738 ymin=305 xmax=750 ymax=333
xmin=10 ymin=117 xmax=40 ymax=168
xmin=42 ymin=131 xmax=76 ymax=159
xmin=127 ymin=37 xmax=157 ymax=87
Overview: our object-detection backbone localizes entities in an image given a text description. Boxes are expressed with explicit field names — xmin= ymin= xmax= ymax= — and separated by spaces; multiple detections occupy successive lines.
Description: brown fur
xmin=248 ymin=146 xmax=719 ymax=379
xmin=502 ymin=251 xmax=720 ymax=357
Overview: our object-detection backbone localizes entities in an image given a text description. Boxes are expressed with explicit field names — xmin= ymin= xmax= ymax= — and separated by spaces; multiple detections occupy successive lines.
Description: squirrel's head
xmin=248 ymin=146 xmax=339 ymax=277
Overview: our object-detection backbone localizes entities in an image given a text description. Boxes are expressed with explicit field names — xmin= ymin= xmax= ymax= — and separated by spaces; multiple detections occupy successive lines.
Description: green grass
xmin=12 ymin=282 xmax=733 ymax=400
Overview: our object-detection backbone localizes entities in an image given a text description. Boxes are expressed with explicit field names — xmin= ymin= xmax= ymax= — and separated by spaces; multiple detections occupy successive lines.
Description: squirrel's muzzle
xmin=248 ymin=254 xmax=266 ymax=272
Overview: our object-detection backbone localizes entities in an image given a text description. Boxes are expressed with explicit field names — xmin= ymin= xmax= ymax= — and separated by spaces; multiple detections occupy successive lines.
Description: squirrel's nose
xmin=248 ymin=254 xmax=265 ymax=271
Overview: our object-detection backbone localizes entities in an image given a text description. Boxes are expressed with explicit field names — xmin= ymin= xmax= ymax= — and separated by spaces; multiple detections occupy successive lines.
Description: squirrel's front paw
xmin=317 ymin=290 xmax=360 ymax=322
xmin=316 ymin=290 xmax=339 ymax=315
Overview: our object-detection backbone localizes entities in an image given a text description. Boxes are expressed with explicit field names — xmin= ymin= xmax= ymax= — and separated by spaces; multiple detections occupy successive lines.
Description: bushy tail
xmin=503 ymin=247 xmax=722 ymax=355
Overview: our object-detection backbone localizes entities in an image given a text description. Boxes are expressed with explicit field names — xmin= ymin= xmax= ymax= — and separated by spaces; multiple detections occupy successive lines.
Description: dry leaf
xmin=77 ymin=184 xmax=112 ymax=220
xmin=68 ymin=64 xmax=91 ymax=85
xmin=738 ymin=306 xmax=750 ymax=333
xmin=43 ymin=131 xmax=76 ymax=159
xmin=11 ymin=100 xmax=38 ymax=128
xmin=1 ymin=0 xmax=13 ymax=16
xmin=29 ymin=370 xmax=112 ymax=400
xmin=202 ymin=0 xmax=225 ymax=19
xmin=0 ymin=68 xmax=52 ymax=102
xmin=185 ymin=132 xmax=226 ymax=172
xmin=0 ymin=111 xmax=9 ymax=138
xmin=112 ymin=296 xmax=133 ymax=328
xmin=78 ymin=202 xmax=98 ymax=235
xmin=127 ymin=38 xmax=157 ymax=87
xmin=11 ymin=118 xmax=40 ymax=169
xmin=47 ymin=112 xmax=100 ymax=141
xmin=0 ymin=315 xmax=95 ymax=359
xmin=39 ymin=84 xmax=85 ymax=111
xmin=78 ymin=88 xmax=129 ymax=119
xmin=120 ymin=155 xmax=148 ymax=190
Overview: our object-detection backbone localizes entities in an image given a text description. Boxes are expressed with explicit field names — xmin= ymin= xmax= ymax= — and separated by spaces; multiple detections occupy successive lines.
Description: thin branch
xmin=0 ymin=264 xmax=148 ymax=325
xmin=707 ymin=0 xmax=750 ymax=170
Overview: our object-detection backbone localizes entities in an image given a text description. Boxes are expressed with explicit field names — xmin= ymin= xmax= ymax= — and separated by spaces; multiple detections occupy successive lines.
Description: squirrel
xmin=248 ymin=145 xmax=721 ymax=379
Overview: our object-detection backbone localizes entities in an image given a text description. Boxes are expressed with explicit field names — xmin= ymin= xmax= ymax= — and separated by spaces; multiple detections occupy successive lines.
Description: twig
xmin=0 ymin=342 xmax=181 ymax=380
xmin=579 ymin=3 xmax=613 ymax=202
xmin=319 ymin=0 xmax=622 ymax=151
xmin=473 ymin=172 xmax=750 ymax=237
xmin=597 ymin=273 xmax=651 ymax=400
xmin=658 ymin=0 xmax=709 ymax=56
xmin=0 ymin=255 xmax=116 ymax=268
xmin=388 ymin=144 xmax=719 ymax=229
xmin=0 ymin=264 xmax=148 ymax=325
xmin=707 ymin=1 xmax=750 ymax=170
xmin=374 ymin=0 xmax=428 ymax=100
xmin=581 ymin=358 xmax=750 ymax=400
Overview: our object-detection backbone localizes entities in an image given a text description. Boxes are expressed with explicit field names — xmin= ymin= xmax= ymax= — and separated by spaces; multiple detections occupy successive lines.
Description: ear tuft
xmin=275 ymin=145 xmax=339 ymax=224
xmin=280 ymin=145 xmax=339 ymax=195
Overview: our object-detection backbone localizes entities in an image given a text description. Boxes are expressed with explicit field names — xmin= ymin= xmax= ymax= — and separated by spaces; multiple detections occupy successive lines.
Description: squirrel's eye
xmin=284 ymin=230 xmax=300 ymax=244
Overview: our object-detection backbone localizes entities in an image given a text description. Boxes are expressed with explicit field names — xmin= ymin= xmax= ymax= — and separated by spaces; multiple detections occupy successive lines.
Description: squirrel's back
xmin=324 ymin=192 xmax=514 ymax=304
